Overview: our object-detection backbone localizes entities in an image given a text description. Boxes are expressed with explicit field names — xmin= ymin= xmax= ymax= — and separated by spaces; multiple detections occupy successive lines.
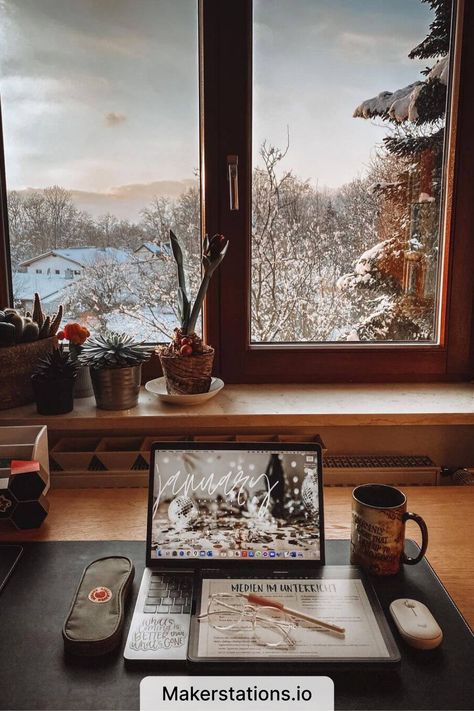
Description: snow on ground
xmin=104 ymin=310 xmax=177 ymax=342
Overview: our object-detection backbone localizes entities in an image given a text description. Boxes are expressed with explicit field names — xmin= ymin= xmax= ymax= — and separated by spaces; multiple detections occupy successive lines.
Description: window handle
xmin=227 ymin=155 xmax=239 ymax=211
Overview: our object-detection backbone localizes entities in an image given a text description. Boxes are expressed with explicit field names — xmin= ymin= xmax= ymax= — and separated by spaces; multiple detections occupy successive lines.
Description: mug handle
xmin=402 ymin=512 xmax=429 ymax=565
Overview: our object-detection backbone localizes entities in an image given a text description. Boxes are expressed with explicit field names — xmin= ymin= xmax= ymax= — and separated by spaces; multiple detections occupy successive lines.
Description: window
xmin=252 ymin=0 xmax=450 ymax=345
xmin=35 ymin=269 xmax=42 ymax=274
xmin=201 ymin=0 xmax=474 ymax=382
xmin=1 ymin=0 xmax=473 ymax=383
xmin=0 ymin=0 xmax=200 ymax=340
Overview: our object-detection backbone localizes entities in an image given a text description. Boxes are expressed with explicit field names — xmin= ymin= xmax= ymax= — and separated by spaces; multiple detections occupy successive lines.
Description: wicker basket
xmin=0 ymin=337 xmax=58 ymax=410
xmin=159 ymin=346 xmax=214 ymax=394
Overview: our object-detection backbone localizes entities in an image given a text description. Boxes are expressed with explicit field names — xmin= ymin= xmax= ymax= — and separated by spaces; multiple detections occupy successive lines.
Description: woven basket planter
xmin=0 ymin=336 xmax=58 ymax=410
xmin=159 ymin=346 xmax=214 ymax=395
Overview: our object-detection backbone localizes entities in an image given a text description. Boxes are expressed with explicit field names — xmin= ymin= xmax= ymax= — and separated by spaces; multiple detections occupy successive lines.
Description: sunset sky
xmin=0 ymin=0 xmax=438 ymax=217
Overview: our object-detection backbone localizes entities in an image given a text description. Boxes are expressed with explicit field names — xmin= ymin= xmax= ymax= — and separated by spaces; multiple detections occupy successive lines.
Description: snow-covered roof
xmin=135 ymin=241 xmax=171 ymax=256
xmin=12 ymin=272 xmax=73 ymax=304
xmin=19 ymin=247 xmax=130 ymax=268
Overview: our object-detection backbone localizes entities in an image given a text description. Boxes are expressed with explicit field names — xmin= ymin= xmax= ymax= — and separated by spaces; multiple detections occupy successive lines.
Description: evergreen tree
xmin=341 ymin=0 xmax=452 ymax=341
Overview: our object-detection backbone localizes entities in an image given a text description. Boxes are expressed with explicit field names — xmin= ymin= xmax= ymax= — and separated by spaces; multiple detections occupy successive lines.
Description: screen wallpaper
xmin=150 ymin=449 xmax=321 ymax=561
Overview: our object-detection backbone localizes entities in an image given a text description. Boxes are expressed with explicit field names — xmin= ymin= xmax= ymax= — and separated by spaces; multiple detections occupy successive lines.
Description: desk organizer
xmin=0 ymin=464 xmax=50 ymax=529
xmin=49 ymin=434 xmax=438 ymax=488
xmin=0 ymin=425 xmax=50 ymax=493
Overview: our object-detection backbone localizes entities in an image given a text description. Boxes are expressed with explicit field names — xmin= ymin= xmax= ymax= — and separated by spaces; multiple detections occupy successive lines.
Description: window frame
xmin=201 ymin=0 xmax=474 ymax=383
xmin=1 ymin=0 xmax=473 ymax=384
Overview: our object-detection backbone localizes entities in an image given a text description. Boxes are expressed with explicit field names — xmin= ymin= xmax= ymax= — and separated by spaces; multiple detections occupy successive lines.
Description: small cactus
xmin=0 ymin=291 xmax=64 ymax=346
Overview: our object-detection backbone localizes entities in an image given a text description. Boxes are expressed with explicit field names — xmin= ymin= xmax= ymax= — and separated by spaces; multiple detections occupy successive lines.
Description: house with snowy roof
xmin=13 ymin=247 xmax=131 ymax=312
xmin=134 ymin=241 xmax=171 ymax=260
xmin=18 ymin=247 xmax=130 ymax=278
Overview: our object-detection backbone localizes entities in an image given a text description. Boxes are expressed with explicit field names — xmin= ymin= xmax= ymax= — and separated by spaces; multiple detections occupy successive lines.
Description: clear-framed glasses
xmin=198 ymin=592 xmax=296 ymax=648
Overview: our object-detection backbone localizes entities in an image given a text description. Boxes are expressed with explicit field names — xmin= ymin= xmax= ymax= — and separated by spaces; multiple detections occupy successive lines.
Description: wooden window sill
xmin=1 ymin=382 xmax=474 ymax=431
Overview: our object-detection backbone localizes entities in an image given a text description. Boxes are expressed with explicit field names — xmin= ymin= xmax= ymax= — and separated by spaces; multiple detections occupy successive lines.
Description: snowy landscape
xmin=3 ymin=0 xmax=451 ymax=343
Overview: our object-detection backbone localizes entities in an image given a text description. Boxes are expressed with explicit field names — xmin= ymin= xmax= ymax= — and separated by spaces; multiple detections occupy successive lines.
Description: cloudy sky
xmin=0 ymin=0 xmax=436 ymax=217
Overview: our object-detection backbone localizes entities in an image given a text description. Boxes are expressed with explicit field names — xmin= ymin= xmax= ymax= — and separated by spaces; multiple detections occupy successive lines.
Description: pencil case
xmin=63 ymin=556 xmax=134 ymax=656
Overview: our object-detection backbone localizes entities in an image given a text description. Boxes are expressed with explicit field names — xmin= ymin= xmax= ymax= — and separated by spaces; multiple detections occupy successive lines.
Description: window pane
xmin=1 ymin=0 xmax=200 ymax=340
xmin=252 ymin=0 xmax=452 ymax=343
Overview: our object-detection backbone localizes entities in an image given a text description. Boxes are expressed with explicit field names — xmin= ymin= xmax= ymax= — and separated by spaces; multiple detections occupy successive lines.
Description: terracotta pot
xmin=0 ymin=337 xmax=58 ymax=410
xmin=159 ymin=347 xmax=214 ymax=394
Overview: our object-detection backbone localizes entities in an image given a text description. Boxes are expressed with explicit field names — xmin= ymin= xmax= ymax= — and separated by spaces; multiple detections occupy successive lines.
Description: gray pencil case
xmin=63 ymin=556 xmax=134 ymax=656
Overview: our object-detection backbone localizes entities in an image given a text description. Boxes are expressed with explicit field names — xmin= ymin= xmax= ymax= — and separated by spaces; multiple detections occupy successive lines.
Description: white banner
xmin=140 ymin=675 xmax=334 ymax=711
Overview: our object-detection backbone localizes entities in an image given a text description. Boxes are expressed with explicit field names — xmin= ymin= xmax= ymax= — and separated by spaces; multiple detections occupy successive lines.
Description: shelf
xmin=1 ymin=382 xmax=474 ymax=431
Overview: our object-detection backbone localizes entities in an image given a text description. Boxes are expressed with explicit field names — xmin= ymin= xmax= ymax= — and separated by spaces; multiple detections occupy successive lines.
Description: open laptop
xmin=124 ymin=441 xmax=325 ymax=662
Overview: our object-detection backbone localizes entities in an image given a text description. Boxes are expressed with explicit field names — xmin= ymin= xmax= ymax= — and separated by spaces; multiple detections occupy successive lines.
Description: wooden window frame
xmin=1 ymin=0 xmax=473 ymax=384
xmin=202 ymin=0 xmax=474 ymax=383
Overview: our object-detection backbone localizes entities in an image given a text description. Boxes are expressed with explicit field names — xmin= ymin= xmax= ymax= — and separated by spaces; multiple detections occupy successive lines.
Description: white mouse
xmin=389 ymin=599 xmax=443 ymax=650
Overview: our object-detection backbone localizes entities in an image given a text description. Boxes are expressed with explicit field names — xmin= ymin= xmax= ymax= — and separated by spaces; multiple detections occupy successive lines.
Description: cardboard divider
xmin=95 ymin=437 xmax=145 ymax=470
xmin=50 ymin=437 xmax=102 ymax=471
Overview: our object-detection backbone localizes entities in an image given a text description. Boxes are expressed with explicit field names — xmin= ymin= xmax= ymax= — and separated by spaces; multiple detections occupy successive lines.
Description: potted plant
xmin=79 ymin=331 xmax=154 ymax=410
xmin=158 ymin=230 xmax=228 ymax=394
xmin=0 ymin=293 xmax=63 ymax=410
xmin=31 ymin=345 xmax=78 ymax=415
xmin=57 ymin=322 xmax=92 ymax=398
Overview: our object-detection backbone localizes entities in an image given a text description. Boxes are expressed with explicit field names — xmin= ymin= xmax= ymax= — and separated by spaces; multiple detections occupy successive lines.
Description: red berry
xmin=180 ymin=344 xmax=193 ymax=356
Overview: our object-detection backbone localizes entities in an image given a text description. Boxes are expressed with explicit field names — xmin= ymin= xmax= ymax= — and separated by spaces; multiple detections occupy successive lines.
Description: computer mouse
xmin=389 ymin=598 xmax=443 ymax=650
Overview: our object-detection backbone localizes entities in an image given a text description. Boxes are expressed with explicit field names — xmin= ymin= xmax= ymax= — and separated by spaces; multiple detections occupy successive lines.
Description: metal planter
xmin=90 ymin=365 xmax=142 ymax=410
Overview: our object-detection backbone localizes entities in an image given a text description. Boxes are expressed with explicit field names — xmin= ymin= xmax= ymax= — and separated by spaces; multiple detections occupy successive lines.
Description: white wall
xmin=26 ymin=255 xmax=81 ymax=277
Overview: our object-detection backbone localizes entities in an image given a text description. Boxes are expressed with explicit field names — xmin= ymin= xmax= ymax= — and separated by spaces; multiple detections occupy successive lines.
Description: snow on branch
xmin=354 ymin=53 xmax=448 ymax=124
xmin=427 ymin=55 xmax=449 ymax=85
xmin=353 ymin=82 xmax=423 ymax=123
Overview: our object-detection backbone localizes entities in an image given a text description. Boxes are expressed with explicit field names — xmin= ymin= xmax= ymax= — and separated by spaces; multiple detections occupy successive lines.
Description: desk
xmin=1 ymin=486 xmax=472 ymax=630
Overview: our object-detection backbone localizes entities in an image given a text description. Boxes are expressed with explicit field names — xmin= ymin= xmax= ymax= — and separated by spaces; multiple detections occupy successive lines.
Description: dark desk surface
xmin=0 ymin=539 xmax=472 ymax=711
xmin=1 ymin=487 xmax=473 ymax=631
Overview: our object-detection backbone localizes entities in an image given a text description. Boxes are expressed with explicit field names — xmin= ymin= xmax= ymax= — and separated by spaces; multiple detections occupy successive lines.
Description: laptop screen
xmin=149 ymin=446 xmax=323 ymax=562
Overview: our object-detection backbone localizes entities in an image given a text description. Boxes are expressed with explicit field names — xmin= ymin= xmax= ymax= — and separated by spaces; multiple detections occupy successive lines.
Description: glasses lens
xmin=254 ymin=606 xmax=295 ymax=647
xmin=207 ymin=593 xmax=247 ymax=630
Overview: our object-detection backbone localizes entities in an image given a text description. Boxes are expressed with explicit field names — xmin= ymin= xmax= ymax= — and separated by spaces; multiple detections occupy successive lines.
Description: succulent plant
xmin=79 ymin=331 xmax=154 ymax=370
xmin=31 ymin=346 xmax=79 ymax=382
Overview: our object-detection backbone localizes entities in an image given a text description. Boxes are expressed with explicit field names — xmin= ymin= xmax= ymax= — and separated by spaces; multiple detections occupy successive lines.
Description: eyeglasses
xmin=198 ymin=592 xmax=296 ymax=648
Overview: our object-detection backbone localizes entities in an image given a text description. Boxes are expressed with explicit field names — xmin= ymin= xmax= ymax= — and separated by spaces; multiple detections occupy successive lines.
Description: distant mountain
xmin=13 ymin=179 xmax=198 ymax=220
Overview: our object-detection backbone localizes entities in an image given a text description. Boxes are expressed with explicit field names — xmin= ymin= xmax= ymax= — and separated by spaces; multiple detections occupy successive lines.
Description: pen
xmin=245 ymin=593 xmax=346 ymax=635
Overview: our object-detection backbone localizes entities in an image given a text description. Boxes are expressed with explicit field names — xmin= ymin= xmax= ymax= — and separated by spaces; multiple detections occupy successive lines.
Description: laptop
xmin=124 ymin=441 xmax=325 ymax=662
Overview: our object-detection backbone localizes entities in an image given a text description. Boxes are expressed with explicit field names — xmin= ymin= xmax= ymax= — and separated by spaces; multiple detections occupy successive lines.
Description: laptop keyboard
xmin=143 ymin=573 xmax=193 ymax=614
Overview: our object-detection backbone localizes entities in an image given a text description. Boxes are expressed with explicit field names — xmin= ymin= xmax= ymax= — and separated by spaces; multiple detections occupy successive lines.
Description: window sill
xmin=1 ymin=382 xmax=473 ymax=431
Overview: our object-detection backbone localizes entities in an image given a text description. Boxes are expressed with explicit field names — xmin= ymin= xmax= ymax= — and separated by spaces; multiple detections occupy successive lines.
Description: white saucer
xmin=145 ymin=376 xmax=224 ymax=405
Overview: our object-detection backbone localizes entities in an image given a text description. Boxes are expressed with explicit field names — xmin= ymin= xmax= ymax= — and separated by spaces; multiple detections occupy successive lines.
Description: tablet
xmin=188 ymin=566 xmax=400 ymax=665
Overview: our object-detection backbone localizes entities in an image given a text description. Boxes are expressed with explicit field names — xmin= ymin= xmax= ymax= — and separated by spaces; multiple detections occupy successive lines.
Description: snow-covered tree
xmin=342 ymin=0 xmax=452 ymax=341
xmin=251 ymin=141 xmax=355 ymax=342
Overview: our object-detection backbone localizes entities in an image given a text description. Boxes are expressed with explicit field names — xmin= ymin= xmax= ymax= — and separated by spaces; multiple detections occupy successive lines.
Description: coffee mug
xmin=350 ymin=483 xmax=428 ymax=576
